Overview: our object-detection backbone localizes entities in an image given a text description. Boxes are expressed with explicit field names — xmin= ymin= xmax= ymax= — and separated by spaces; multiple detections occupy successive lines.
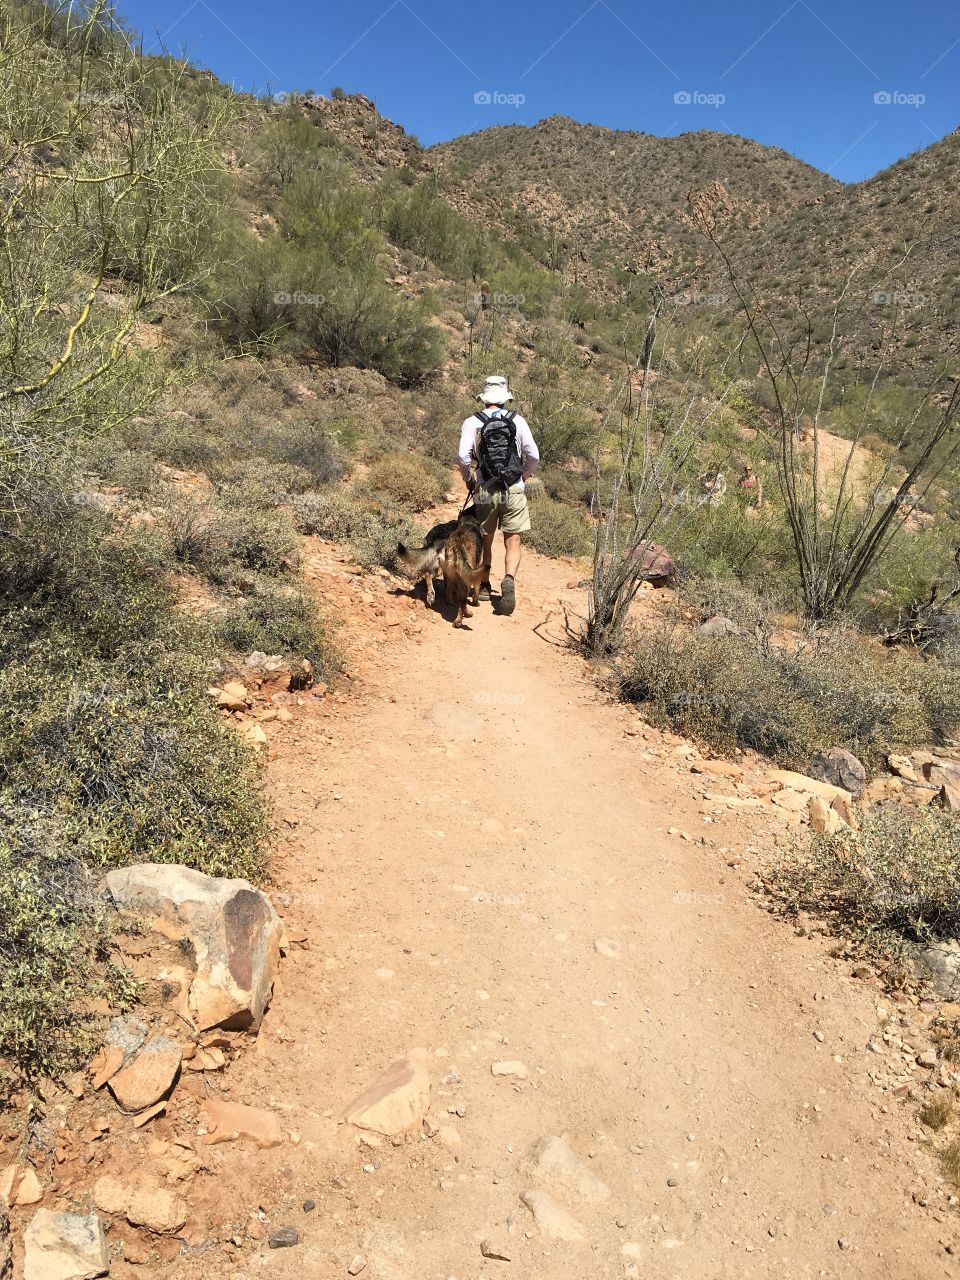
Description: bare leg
xmin=482 ymin=529 xmax=495 ymax=578
xmin=503 ymin=533 xmax=522 ymax=579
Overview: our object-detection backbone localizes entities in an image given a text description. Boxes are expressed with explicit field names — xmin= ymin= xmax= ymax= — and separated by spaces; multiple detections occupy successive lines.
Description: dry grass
xmin=919 ymin=1090 xmax=955 ymax=1131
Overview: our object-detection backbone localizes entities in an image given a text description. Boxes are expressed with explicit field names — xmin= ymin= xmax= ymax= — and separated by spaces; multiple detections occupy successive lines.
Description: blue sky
xmin=119 ymin=0 xmax=958 ymax=182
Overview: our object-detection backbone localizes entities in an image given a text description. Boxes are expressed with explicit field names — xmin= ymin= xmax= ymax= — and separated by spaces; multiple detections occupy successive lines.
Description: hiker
xmin=458 ymin=375 xmax=540 ymax=616
xmin=738 ymin=462 xmax=763 ymax=509
xmin=699 ymin=469 xmax=727 ymax=508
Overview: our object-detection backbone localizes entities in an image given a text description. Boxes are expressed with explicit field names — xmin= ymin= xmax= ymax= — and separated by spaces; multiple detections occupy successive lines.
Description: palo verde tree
xmin=0 ymin=0 xmax=235 ymax=530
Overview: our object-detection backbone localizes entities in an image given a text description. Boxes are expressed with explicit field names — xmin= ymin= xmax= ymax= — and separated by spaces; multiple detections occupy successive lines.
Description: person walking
xmin=458 ymin=375 xmax=540 ymax=616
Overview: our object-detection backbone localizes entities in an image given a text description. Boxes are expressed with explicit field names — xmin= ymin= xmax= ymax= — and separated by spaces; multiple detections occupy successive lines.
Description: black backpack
xmin=475 ymin=410 xmax=523 ymax=489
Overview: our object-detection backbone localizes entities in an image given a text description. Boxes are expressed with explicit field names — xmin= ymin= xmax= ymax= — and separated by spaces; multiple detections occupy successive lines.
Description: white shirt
xmin=458 ymin=408 xmax=540 ymax=491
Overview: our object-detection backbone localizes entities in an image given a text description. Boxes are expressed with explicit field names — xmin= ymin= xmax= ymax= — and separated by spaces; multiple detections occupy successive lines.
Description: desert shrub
xmin=217 ymin=584 xmax=339 ymax=681
xmin=622 ymin=625 xmax=960 ymax=769
xmin=164 ymin=495 xmax=299 ymax=580
xmin=86 ymin=445 xmax=158 ymax=499
xmin=267 ymin=420 xmax=343 ymax=483
xmin=215 ymin=459 xmax=315 ymax=506
xmin=0 ymin=836 xmax=127 ymax=1087
xmin=769 ymin=805 xmax=960 ymax=949
xmin=366 ymin=451 xmax=447 ymax=511
xmin=526 ymin=496 xmax=593 ymax=559
xmin=291 ymin=489 xmax=417 ymax=570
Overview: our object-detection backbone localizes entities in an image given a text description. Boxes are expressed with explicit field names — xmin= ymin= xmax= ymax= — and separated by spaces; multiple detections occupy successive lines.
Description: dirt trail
xmin=197 ymin=524 xmax=954 ymax=1280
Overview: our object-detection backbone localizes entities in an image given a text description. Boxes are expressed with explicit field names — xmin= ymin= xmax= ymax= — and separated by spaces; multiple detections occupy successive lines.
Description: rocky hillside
xmin=431 ymin=116 xmax=840 ymax=282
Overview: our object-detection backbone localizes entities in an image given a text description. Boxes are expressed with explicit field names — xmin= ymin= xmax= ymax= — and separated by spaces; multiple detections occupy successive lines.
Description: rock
xmin=691 ymin=760 xmax=744 ymax=781
xmin=936 ymin=777 xmax=960 ymax=812
xmin=917 ymin=1048 xmax=938 ymax=1068
xmin=808 ymin=748 xmax=866 ymax=797
xmin=303 ymin=1200 xmax=316 ymax=1212
xmin=108 ymin=1036 xmax=181 ymax=1112
xmin=14 ymin=1168 xmax=43 ymax=1206
xmin=216 ymin=681 xmax=250 ymax=711
xmin=88 ymin=1044 xmax=125 ymax=1091
xmin=769 ymin=769 xmax=849 ymax=804
xmin=106 ymin=863 xmax=283 ymax=1031
xmin=0 ymin=1200 xmax=10 ymax=1280
xmin=437 ymin=1125 xmax=461 ymax=1149
xmin=862 ymin=775 xmax=904 ymax=807
xmin=201 ymin=1099 xmax=283 ymax=1149
xmin=344 ymin=1058 xmax=430 ymax=1136
xmin=491 ymin=1061 xmax=528 ymax=1080
xmin=808 ymin=795 xmax=846 ymax=836
xmin=240 ymin=721 xmax=268 ymax=748
xmin=23 ymin=1210 xmax=108 ymax=1280
xmin=923 ymin=942 xmax=960 ymax=999
xmin=888 ymin=754 xmax=919 ymax=783
xmin=831 ymin=792 xmax=860 ymax=831
xmin=632 ymin=542 xmax=675 ymax=587
xmin=244 ymin=652 xmax=293 ymax=693
xmin=697 ymin=615 xmax=739 ymax=637
xmin=519 ymin=1189 xmax=585 ymax=1242
xmin=268 ymin=1227 xmax=299 ymax=1249
xmin=520 ymin=1135 xmax=610 ymax=1205
xmin=347 ymin=1256 xmax=368 ymax=1275
xmin=93 ymin=1174 xmax=186 ymax=1234
xmin=594 ymin=938 xmax=621 ymax=958
xmin=1 ymin=1167 xmax=43 ymax=1208
xmin=480 ymin=1238 xmax=511 ymax=1261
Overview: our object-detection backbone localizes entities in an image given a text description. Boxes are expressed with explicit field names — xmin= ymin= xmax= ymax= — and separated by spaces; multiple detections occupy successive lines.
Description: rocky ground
xmin=4 ymin=503 xmax=960 ymax=1280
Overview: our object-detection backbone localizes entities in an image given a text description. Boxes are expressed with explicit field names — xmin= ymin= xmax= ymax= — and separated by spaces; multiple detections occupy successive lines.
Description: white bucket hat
xmin=477 ymin=374 xmax=514 ymax=406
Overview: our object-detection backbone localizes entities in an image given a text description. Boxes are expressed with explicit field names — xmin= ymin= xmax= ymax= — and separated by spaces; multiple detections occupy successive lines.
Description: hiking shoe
xmin=479 ymin=580 xmax=492 ymax=602
xmin=499 ymin=575 xmax=517 ymax=616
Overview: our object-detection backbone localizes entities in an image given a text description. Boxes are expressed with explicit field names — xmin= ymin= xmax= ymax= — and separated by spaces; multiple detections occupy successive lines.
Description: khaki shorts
xmin=474 ymin=486 xmax=531 ymax=536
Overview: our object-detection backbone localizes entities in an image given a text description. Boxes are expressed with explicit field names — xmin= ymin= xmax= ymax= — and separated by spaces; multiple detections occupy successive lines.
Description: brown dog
xmin=442 ymin=513 xmax=485 ymax=627
xmin=397 ymin=507 xmax=485 ymax=625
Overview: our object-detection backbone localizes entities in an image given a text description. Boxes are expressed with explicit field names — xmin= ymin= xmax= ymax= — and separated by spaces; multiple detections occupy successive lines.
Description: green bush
xmin=621 ymin=624 xmax=960 ymax=769
xmin=164 ymin=494 xmax=299 ymax=581
xmin=291 ymin=489 xmax=417 ymax=570
xmin=769 ymin=805 xmax=960 ymax=949
xmin=218 ymin=584 xmax=339 ymax=681
xmin=366 ymin=451 xmax=447 ymax=511
xmin=526 ymin=495 xmax=593 ymax=559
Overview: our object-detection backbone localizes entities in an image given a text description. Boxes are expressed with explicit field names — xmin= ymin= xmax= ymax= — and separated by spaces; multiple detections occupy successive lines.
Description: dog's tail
xmin=396 ymin=542 xmax=442 ymax=580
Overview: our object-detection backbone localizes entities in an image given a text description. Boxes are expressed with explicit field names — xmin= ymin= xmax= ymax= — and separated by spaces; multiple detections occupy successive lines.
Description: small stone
xmin=838 ymin=1237 xmax=851 ymax=1250
xmin=23 ymin=1210 xmax=108 ymax=1280
xmin=813 ymin=1030 xmax=825 ymax=1043
xmin=108 ymin=1036 xmax=181 ymax=1113
xmin=303 ymin=1200 xmax=316 ymax=1212
xmin=520 ymin=1189 xmax=585 ymax=1242
xmin=345 ymin=1058 xmax=430 ymax=1136
xmin=13 ymin=1167 xmax=43 ymax=1206
xmin=348 ymin=1256 xmax=368 ymax=1276
xmin=520 ymin=1135 xmax=610 ymax=1204
xmin=268 ymin=1226 xmax=299 ymax=1249
xmin=594 ymin=938 xmax=621 ymax=958
xmin=917 ymin=1048 xmax=938 ymax=1068
xmin=667 ymin=1177 xmax=679 ymax=1187
xmin=201 ymin=1099 xmax=283 ymax=1149
xmin=480 ymin=1238 xmax=511 ymax=1261
xmin=491 ymin=1061 xmax=528 ymax=1080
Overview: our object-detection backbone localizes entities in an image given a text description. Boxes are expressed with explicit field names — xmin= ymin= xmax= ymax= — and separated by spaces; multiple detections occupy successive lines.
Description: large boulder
xmin=23 ymin=1210 xmax=108 ymax=1280
xmin=632 ymin=542 xmax=675 ymax=587
xmin=808 ymin=748 xmax=867 ymax=797
xmin=106 ymin=864 xmax=282 ymax=1032
xmin=923 ymin=941 xmax=960 ymax=1000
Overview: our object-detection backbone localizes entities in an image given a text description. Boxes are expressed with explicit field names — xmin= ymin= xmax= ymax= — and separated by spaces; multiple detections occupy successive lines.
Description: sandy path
xmin=193 ymin=532 xmax=955 ymax=1280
